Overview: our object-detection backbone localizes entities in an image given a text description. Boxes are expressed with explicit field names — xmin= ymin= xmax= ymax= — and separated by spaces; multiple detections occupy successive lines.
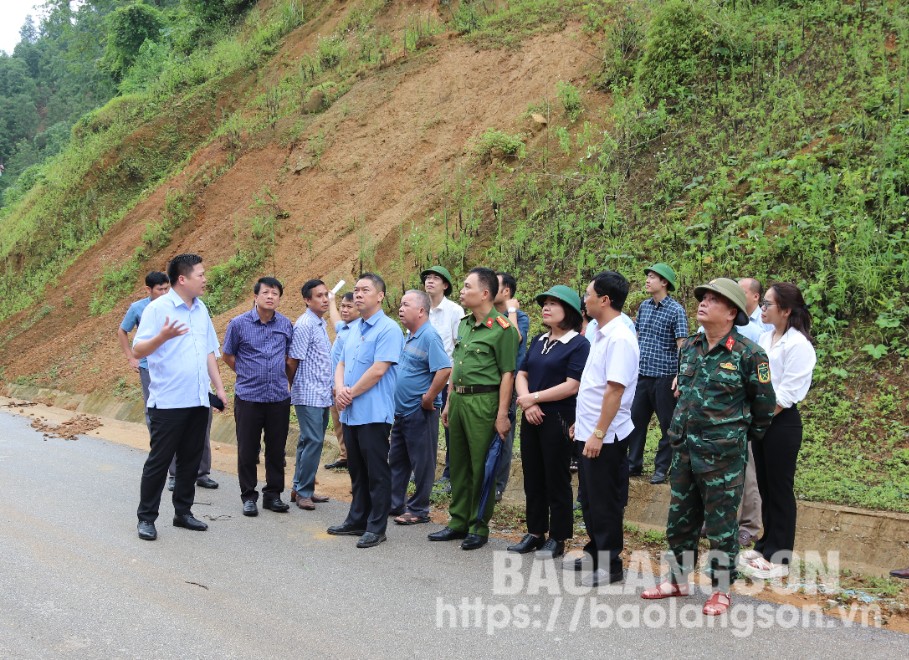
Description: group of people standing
xmin=119 ymin=253 xmax=817 ymax=617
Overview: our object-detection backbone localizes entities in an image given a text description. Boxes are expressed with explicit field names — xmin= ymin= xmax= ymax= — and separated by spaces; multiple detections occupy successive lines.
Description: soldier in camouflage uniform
xmin=642 ymin=278 xmax=775 ymax=616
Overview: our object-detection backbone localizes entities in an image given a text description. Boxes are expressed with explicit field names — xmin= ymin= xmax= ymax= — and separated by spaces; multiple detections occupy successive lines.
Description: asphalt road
xmin=0 ymin=410 xmax=905 ymax=658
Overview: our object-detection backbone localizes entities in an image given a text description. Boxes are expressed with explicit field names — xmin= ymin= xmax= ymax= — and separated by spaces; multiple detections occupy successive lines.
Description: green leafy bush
xmin=473 ymin=128 xmax=526 ymax=160
xmin=556 ymin=81 xmax=583 ymax=121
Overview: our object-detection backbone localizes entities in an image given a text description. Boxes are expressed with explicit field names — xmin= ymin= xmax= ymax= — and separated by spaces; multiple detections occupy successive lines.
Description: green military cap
xmin=535 ymin=284 xmax=583 ymax=316
xmin=694 ymin=278 xmax=749 ymax=326
xmin=644 ymin=263 xmax=678 ymax=291
xmin=420 ymin=265 xmax=454 ymax=294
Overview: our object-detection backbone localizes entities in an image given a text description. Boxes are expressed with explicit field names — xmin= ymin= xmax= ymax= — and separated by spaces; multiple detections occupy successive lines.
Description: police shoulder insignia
xmin=496 ymin=316 xmax=511 ymax=329
xmin=757 ymin=362 xmax=771 ymax=383
xmin=485 ymin=318 xmax=494 ymax=328
xmin=725 ymin=336 xmax=736 ymax=351
xmin=719 ymin=362 xmax=736 ymax=371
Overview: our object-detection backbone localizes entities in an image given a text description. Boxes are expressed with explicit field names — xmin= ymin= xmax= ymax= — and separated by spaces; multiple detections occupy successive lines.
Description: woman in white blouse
xmin=741 ymin=283 xmax=816 ymax=579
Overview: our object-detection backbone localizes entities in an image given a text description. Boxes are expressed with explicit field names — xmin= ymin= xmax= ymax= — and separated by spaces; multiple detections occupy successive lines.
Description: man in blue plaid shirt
xmin=222 ymin=277 xmax=294 ymax=517
xmin=288 ymin=279 xmax=335 ymax=511
xmin=626 ymin=263 xmax=689 ymax=484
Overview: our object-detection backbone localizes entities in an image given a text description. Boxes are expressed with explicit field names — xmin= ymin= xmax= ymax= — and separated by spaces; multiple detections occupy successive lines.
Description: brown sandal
xmin=394 ymin=512 xmax=430 ymax=525
xmin=641 ymin=581 xmax=690 ymax=600
xmin=703 ymin=591 xmax=731 ymax=616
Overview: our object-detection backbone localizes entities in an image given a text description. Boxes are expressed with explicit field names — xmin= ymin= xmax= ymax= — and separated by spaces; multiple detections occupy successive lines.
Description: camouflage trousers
xmin=665 ymin=442 xmax=745 ymax=590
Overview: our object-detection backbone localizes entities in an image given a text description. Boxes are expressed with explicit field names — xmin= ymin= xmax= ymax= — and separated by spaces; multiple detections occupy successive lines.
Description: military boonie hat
xmin=420 ymin=266 xmax=454 ymax=294
xmin=535 ymin=285 xmax=583 ymax=316
xmin=644 ymin=263 xmax=677 ymax=291
xmin=694 ymin=278 xmax=749 ymax=326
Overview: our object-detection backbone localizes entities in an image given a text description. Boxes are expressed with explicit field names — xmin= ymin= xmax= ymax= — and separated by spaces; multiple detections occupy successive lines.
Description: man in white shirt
xmin=570 ymin=271 xmax=640 ymax=586
xmin=736 ymin=277 xmax=771 ymax=546
xmin=133 ymin=254 xmax=227 ymax=542
xmin=739 ymin=278 xmax=774 ymax=334
xmin=422 ymin=266 xmax=464 ymax=487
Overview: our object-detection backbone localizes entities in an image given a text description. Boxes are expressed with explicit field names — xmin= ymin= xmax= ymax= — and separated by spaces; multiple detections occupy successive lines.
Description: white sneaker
xmin=737 ymin=549 xmax=761 ymax=565
xmin=742 ymin=555 xmax=789 ymax=579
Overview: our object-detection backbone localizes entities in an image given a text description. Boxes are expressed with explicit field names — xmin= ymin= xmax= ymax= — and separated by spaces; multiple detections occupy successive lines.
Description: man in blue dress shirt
xmin=328 ymin=273 xmax=404 ymax=548
xmin=389 ymin=290 xmax=451 ymax=525
xmin=133 ymin=254 xmax=227 ymax=541
xmin=222 ymin=277 xmax=294 ymax=517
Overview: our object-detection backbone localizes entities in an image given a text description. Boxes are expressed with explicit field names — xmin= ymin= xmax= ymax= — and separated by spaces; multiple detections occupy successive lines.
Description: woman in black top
xmin=508 ymin=285 xmax=590 ymax=559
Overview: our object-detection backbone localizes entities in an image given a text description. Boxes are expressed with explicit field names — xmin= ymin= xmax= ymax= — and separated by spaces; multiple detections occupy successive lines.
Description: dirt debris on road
xmin=30 ymin=413 xmax=102 ymax=440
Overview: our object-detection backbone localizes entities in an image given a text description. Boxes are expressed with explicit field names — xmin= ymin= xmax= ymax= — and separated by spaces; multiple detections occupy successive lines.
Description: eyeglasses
xmin=759 ymin=300 xmax=777 ymax=309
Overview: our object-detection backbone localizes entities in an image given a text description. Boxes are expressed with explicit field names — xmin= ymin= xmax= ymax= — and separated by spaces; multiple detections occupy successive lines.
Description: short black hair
xmin=145 ymin=271 xmax=169 ymax=288
xmin=470 ymin=267 xmax=499 ymax=299
xmin=496 ymin=271 xmax=517 ymax=297
xmin=592 ymin=270 xmax=629 ymax=312
xmin=167 ymin=254 xmax=203 ymax=285
xmin=301 ymin=279 xmax=325 ymax=299
xmin=254 ymin=276 xmax=283 ymax=296
xmin=358 ymin=272 xmax=386 ymax=294
xmin=554 ymin=301 xmax=583 ymax=332
xmin=341 ymin=292 xmax=354 ymax=302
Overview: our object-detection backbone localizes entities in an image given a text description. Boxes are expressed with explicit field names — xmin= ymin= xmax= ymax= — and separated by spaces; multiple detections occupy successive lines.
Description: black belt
xmin=453 ymin=385 xmax=498 ymax=395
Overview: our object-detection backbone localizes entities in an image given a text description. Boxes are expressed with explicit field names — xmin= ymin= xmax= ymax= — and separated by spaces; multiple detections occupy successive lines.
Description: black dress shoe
xmin=137 ymin=521 xmax=157 ymax=541
xmin=629 ymin=469 xmax=643 ymax=477
xmin=507 ymin=533 xmax=545 ymax=554
xmin=173 ymin=514 xmax=208 ymax=531
xmin=263 ymin=498 xmax=290 ymax=512
xmin=650 ymin=472 xmax=667 ymax=484
xmin=535 ymin=538 xmax=565 ymax=559
xmin=196 ymin=476 xmax=219 ymax=489
xmin=565 ymin=554 xmax=594 ymax=572
xmin=242 ymin=500 xmax=258 ymax=517
xmin=324 ymin=460 xmax=348 ymax=470
xmin=428 ymin=527 xmax=468 ymax=542
xmin=581 ymin=568 xmax=625 ymax=587
xmin=461 ymin=534 xmax=488 ymax=550
xmin=166 ymin=476 xmax=175 ymax=492
xmin=356 ymin=532 xmax=387 ymax=548
xmin=327 ymin=523 xmax=366 ymax=536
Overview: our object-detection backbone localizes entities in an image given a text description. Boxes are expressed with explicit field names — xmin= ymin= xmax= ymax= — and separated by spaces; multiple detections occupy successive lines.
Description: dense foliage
xmin=0 ymin=0 xmax=906 ymax=510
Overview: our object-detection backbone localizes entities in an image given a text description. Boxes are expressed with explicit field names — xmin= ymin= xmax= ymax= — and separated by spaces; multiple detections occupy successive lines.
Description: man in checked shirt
xmin=222 ymin=277 xmax=294 ymax=517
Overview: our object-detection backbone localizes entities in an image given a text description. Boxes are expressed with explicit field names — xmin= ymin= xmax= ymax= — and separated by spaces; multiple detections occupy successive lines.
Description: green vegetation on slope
xmin=0 ymin=0 xmax=907 ymax=511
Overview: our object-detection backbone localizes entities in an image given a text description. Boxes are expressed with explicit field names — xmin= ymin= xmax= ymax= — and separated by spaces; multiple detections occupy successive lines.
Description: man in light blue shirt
xmin=328 ymin=273 xmax=404 ymax=548
xmin=133 ymin=254 xmax=227 ymax=542
xmin=389 ymin=290 xmax=451 ymax=525
xmin=325 ymin=292 xmax=359 ymax=470
xmin=117 ymin=271 xmax=170 ymax=430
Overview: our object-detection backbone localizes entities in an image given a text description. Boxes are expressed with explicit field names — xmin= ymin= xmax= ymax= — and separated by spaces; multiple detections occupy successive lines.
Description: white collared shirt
xmin=429 ymin=296 xmax=464 ymax=358
xmin=585 ymin=313 xmax=635 ymax=338
xmin=536 ymin=329 xmax=580 ymax=346
xmin=575 ymin=316 xmax=639 ymax=443
xmin=134 ymin=288 xmax=220 ymax=409
xmin=758 ymin=327 xmax=816 ymax=409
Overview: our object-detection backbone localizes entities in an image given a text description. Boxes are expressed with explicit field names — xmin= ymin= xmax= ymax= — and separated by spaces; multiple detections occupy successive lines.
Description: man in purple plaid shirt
xmin=287 ymin=279 xmax=335 ymax=511
xmin=222 ymin=277 xmax=295 ymax=517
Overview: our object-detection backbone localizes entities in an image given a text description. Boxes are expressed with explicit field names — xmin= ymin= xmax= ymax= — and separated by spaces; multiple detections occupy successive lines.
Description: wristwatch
xmin=533 ymin=392 xmax=539 ymax=402
xmin=593 ymin=429 xmax=605 ymax=439
xmin=507 ymin=307 xmax=517 ymax=314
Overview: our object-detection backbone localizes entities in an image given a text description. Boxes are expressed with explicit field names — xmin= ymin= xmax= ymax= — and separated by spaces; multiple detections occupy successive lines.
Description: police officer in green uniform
xmin=641 ymin=278 xmax=775 ymax=616
xmin=428 ymin=267 xmax=519 ymax=550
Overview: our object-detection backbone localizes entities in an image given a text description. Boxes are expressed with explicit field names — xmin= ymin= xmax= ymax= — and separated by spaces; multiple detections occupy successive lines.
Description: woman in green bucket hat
xmin=508 ymin=285 xmax=590 ymax=559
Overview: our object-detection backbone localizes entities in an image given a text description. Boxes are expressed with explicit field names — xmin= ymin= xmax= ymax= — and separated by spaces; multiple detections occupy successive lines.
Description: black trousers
xmin=626 ymin=375 xmax=677 ymax=474
xmin=138 ymin=406 xmax=209 ymax=523
xmin=753 ymin=406 xmax=802 ymax=565
xmin=577 ymin=438 xmax=629 ymax=574
xmin=343 ymin=422 xmax=392 ymax=535
xmin=235 ymin=396 xmax=290 ymax=503
xmin=520 ymin=411 xmax=574 ymax=541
